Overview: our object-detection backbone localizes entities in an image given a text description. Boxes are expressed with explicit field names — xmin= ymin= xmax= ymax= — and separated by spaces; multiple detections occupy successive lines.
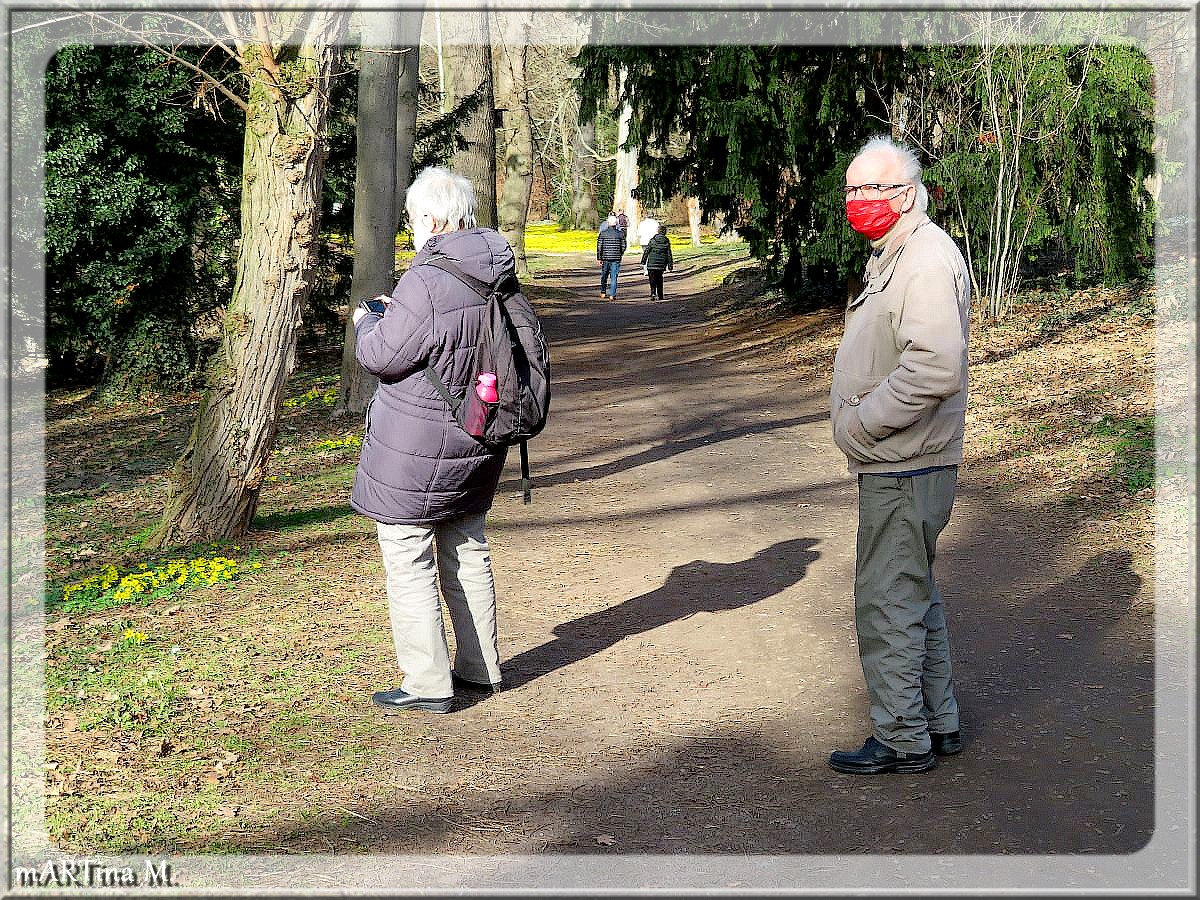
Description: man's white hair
xmin=406 ymin=166 xmax=477 ymax=230
xmin=858 ymin=135 xmax=929 ymax=214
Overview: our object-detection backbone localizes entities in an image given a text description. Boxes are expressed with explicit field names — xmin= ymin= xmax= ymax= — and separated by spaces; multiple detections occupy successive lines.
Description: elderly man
xmin=828 ymin=136 xmax=972 ymax=774
xmin=350 ymin=166 xmax=510 ymax=713
xmin=596 ymin=214 xmax=627 ymax=300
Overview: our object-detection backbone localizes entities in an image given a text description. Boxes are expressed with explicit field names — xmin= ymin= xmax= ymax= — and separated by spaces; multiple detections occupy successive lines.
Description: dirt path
xmin=225 ymin=252 xmax=1156 ymax=875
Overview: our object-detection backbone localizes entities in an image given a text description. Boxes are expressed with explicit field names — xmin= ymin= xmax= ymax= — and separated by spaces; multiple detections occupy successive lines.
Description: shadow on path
xmin=503 ymin=411 xmax=828 ymax=491
xmin=953 ymin=547 xmax=1147 ymax=750
xmin=500 ymin=538 xmax=821 ymax=691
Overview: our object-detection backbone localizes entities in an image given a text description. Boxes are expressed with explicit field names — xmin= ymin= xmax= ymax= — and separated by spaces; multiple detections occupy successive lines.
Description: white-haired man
xmin=828 ymin=136 xmax=971 ymax=774
xmin=350 ymin=166 xmax=512 ymax=713
xmin=596 ymin=214 xmax=626 ymax=299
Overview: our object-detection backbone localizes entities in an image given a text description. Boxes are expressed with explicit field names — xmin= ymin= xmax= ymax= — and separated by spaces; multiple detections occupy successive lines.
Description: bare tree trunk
xmin=687 ymin=196 xmax=703 ymax=246
xmin=494 ymin=12 xmax=535 ymax=274
xmin=570 ymin=118 xmax=599 ymax=230
xmin=151 ymin=12 xmax=350 ymax=547
xmin=613 ymin=67 xmax=641 ymax=248
xmin=444 ymin=10 xmax=496 ymax=228
xmin=334 ymin=14 xmax=404 ymax=420
xmin=394 ymin=17 xmax=423 ymax=222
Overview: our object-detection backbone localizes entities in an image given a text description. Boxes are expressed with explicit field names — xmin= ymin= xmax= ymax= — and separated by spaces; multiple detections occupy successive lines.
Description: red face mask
xmin=846 ymin=198 xmax=902 ymax=241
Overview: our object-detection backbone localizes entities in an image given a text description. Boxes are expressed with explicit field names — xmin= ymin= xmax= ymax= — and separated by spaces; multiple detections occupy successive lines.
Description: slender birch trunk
xmin=613 ymin=68 xmax=640 ymax=248
xmin=687 ymin=197 xmax=703 ymax=246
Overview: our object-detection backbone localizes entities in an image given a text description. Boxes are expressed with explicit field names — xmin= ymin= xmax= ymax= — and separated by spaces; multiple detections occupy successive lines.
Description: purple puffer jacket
xmin=350 ymin=228 xmax=512 ymax=525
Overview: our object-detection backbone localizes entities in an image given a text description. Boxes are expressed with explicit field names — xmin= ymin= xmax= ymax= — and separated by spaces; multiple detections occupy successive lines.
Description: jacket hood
xmin=415 ymin=227 xmax=516 ymax=286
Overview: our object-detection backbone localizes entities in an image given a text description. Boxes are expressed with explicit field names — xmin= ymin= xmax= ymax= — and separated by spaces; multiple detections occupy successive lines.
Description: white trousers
xmin=376 ymin=513 xmax=501 ymax=698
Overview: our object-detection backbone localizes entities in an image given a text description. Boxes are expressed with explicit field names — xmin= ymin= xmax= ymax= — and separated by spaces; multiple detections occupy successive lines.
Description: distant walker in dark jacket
xmin=596 ymin=214 xmax=626 ymax=300
xmin=350 ymin=166 xmax=509 ymax=714
xmin=640 ymin=224 xmax=674 ymax=301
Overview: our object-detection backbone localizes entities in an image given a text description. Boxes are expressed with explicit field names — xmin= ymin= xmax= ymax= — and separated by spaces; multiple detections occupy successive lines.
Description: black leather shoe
xmin=371 ymin=688 xmax=452 ymax=714
xmin=828 ymin=735 xmax=936 ymax=774
xmin=931 ymin=730 xmax=962 ymax=755
xmin=451 ymin=672 xmax=501 ymax=695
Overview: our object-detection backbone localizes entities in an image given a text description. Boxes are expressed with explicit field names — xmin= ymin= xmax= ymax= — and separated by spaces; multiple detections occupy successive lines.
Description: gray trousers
xmin=376 ymin=513 xmax=501 ymax=698
xmin=854 ymin=468 xmax=960 ymax=753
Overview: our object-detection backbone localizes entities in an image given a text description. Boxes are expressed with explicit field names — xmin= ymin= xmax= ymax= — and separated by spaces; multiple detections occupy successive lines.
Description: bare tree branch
xmin=87 ymin=11 xmax=249 ymax=112
xmin=217 ymin=7 xmax=249 ymax=59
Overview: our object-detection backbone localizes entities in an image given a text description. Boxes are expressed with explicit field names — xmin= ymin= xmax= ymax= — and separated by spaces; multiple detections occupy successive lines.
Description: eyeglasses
xmin=843 ymin=183 xmax=911 ymax=200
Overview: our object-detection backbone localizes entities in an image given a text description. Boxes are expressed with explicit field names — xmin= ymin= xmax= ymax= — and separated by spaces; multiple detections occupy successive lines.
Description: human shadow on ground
xmin=497 ymin=538 xmax=821 ymax=692
xmin=946 ymin=546 xmax=1151 ymax=811
xmin=501 ymin=411 xmax=828 ymax=493
xmin=200 ymin=552 xmax=1152 ymax=859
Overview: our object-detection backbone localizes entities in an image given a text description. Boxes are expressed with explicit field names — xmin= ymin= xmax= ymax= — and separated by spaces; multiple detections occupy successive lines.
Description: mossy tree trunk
xmin=495 ymin=12 xmax=535 ymax=275
xmin=570 ymin=119 xmax=599 ymax=230
xmin=150 ymin=12 xmax=350 ymax=548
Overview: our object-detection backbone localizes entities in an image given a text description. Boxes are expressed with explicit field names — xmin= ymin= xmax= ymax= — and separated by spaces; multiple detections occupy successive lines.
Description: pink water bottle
xmin=476 ymin=373 xmax=499 ymax=404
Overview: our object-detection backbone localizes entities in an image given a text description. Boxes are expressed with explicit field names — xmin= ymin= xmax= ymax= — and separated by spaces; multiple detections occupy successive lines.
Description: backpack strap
xmin=519 ymin=440 xmax=532 ymax=505
xmin=421 ymin=256 xmax=510 ymax=299
xmin=416 ymin=257 xmax=498 ymax=410
xmin=423 ymin=365 xmax=461 ymax=414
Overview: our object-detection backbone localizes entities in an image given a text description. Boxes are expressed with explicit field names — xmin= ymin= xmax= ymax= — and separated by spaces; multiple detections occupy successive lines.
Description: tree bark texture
xmin=443 ymin=11 xmax=496 ymax=228
xmin=335 ymin=14 xmax=406 ymax=419
xmin=570 ymin=118 xmax=599 ymax=230
xmin=394 ymin=14 xmax=424 ymax=224
xmin=613 ymin=69 xmax=641 ymax=248
xmin=151 ymin=12 xmax=350 ymax=548
xmin=495 ymin=13 xmax=534 ymax=274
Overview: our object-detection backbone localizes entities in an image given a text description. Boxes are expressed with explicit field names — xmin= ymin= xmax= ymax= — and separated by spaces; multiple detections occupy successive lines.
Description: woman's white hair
xmin=405 ymin=166 xmax=477 ymax=230
xmin=858 ymin=135 xmax=929 ymax=214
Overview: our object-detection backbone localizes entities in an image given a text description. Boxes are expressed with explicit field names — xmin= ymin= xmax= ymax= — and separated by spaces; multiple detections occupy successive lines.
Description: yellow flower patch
xmin=59 ymin=556 xmax=249 ymax=612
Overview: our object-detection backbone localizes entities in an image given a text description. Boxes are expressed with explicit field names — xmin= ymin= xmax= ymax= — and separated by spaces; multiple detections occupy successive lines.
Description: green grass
xmin=45 ymin=623 xmax=182 ymax=735
xmin=1091 ymin=414 xmax=1155 ymax=492
xmin=46 ymin=792 xmax=231 ymax=854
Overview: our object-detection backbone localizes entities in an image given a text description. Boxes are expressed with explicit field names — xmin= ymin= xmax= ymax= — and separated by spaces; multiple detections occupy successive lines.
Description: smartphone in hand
xmin=358 ymin=297 xmax=388 ymax=315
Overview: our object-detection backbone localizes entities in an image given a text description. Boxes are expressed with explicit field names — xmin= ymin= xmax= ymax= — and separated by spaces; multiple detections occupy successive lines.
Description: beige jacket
xmin=830 ymin=211 xmax=971 ymax=474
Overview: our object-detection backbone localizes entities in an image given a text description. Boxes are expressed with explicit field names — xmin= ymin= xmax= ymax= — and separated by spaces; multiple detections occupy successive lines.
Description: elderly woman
xmin=349 ymin=166 xmax=511 ymax=713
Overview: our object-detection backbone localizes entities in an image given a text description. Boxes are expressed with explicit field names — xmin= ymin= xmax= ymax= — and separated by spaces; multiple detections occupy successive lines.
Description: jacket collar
xmin=869 ymin=210 xmax=929 ymax=269
xmin=849 ymin=211 xmax=930 ymax=310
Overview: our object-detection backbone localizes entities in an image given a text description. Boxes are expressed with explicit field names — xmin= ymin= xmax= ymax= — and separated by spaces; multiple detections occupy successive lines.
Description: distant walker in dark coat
xmin=596 ymin=214 xmax=627 ymax=300
xmin=640 ymin=224 xmax=674 ymax=301
xmin=350 ymin=166 xmax=509 ymax=714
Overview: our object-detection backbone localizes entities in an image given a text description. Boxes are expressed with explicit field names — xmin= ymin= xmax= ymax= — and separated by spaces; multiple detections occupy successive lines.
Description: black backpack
xmin=420 ymin=256 xmax=551 ymax=503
